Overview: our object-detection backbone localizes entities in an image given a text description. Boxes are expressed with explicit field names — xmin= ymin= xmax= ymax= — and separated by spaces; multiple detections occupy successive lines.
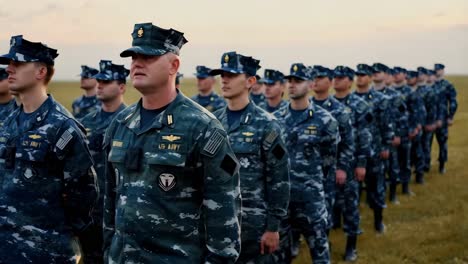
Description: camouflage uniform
xmin=0 ymin=95 xmax=98 ymax=263
xmin=191 ymin=65 xmax=226 ymax=113
xmin=311 ymin=94 xmax=354 ymax=232
xmin=354 ymin=64 xmax=394 ymax=232
xmin=393 ymin=68 xmax=422 ymax=187
xmin=79 ymin=60 xmax=129 ymax=264
xmin=191 ymin=93 xmax=226 ymax=113
xmin=258 ymin=99 xmax=288 ymax=113
xmin=433 ymin=65 xmax=458 ymax=168
xmin=250 ymin=93 xmax=266 ymax=105
xmin=333 ymin=67 xmax=373 ymax=239
xmin=72 ymin=65 xmax=100 ymax=120
xmin=214 ymin=102 xmax=290 ymax=263
xmin=0 ymin=68 xmax=18 ymax=127
xmin=416 ymin=68 xmax=438 ymax=174
xmin=275 ymin=100 xmax=338 ymax=264
xmin=0 ymin=35 xmax=98 ymax=263
xmin=103 ymin=23 xmax=241 ymax=264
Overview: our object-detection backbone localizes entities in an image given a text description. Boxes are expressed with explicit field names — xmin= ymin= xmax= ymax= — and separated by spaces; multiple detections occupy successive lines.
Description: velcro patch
xmin=220 ymin=154 xmax=237 ymax=176
xmin=203 ymin=130 xmax=224 ymax=156
xmin=272 ymin=144 xmax=286 ymax=160
xmin=265 ymin=130 xmax=278 ymax=145
xmin=56 ymin=127 xmax=74 ymax=150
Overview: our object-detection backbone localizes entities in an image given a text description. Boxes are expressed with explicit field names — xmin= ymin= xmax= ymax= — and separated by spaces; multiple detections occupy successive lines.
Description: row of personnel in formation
xmin=0 ymin=21 xmax=457 ymax=264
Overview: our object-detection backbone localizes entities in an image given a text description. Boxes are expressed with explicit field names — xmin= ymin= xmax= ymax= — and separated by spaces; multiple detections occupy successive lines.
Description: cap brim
xmin=120 ymin=46 xmax=169 ymax=58
xmin=93 ymin=73 xmax=113 ymax=80
xmin=209 ymin=68 xmax=244 ymax=76
xmin=195 ymin=73 xmax=210 ymax=79
xmin=262 ymin=79 xmax=275 ymax=85
xmin=284 ymin=74 xmax=308 ymax=80
xmin=0 ymin=54 xmax=15 ymax=65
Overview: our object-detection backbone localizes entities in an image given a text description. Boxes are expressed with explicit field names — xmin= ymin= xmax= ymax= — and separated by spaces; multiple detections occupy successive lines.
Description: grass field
xmin=49 ymin=76 xmax=468 ymax=263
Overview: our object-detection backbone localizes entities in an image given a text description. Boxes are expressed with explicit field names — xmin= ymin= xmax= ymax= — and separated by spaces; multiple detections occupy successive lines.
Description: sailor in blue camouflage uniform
xmin=258 ymin=69 xmax=288 ymax=113
xmin=333 ymin=65 xmax=372 ymax=261
xmin=434 ymin=63 xmax=458 ymax=173
xmin=102 ymin=22 xmax=241 ymax=264
xmin=354 ymin=64 xmax=394 ymax=233
xmin=250 ymin=75 xmax=266 ymax=105
xmin=275 ymin=63 xmax=339 ymax=264
xmin=79 ymin=59 xmax=128 ymax=264
xmin=416 ymin=67 xmax=437 ymax=181
xmin=311 ymin=66 xmax=355 ymax=240
xmin=425 ymin=70 xmax=444 ymax=173
xmin=393 ymin=67 xmax=423 ymax=195
xmin=0 ymin=67 xmax=18 ymax=126
xmin=72 ymin=65 xmax=101 ymax=120
xmin=191 ymin=65 xmax=226 ymax=112
xmin=372 ymin=63 xmax=409 ymax=204
xmin=406 ymin=70 xmax=427 ymax=186
xmin=0 ymin=35 xmax=98 ymax=263
xmin=210 ymin=51 xmax=290 ymax=263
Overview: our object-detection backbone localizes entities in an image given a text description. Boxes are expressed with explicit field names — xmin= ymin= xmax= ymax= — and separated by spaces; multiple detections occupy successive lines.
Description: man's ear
xmin=246 ymin=75 xmax=256 ymax=89
xmin=168 ymin=54 xmax=180 ymax=75
xmin=35 ymin=64 xmax=47 ymax=81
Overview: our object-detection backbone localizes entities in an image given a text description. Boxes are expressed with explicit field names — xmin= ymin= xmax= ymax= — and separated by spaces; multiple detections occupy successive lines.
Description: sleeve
xmin=200 ymin=120 xmax=241 ymax=264
xmin=336 ymin=109 xmax=355 ymax=172
xmin=55 ymin=119 xmax=98 ymax=235
xmin=261 ymin=120 xmax=290 ymax=232
xmin=447 ymin=82 xmax=458 ymax=119
xmin=102 ymin=119 xmax=118 ymax=258
xmin=355 ymin=103 xmax=373 ymax=168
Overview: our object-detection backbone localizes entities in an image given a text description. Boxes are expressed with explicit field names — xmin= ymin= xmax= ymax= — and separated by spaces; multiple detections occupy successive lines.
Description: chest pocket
xmin=145 ymin=150 xmax=202 ymax=199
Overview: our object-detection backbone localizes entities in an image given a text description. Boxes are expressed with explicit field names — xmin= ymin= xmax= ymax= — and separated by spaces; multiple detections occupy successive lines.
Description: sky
xmin=0 ymin=0 xmax=467 ymax=80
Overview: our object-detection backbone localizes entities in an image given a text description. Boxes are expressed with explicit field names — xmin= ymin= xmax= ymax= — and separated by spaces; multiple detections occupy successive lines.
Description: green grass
xmin=48 ymin=76 xmax=468 ymax=263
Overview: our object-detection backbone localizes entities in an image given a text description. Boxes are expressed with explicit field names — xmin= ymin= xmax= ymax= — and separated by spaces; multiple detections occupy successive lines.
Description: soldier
xmin=311 ymin=65 xmax=355 ymax=239
xmin=72 ymin=65 xmax=100 ymax=120
xmin=275 ymin=63 xmax=339 ymax=264
xmin=434 ymin=63 xmax=458 ymax=173
xmin=393 ymin=67 xmax=423 ymax=195
xmin=333 ymin=65 xmax=372 ymax=261
xmin=0 ymin=35 xmax=97 ymax=263
xmin=250 ymin=74 xmax=266 ymax=105
xmin=0 ymin=67 xmax=18 ymax=126
xmin=102 ymin=22 xmax=241 ymax=263
xmin=210 ymin=51 xmax=290 ymax=263
xmin=191 ymin=65 xmax=226 ymax=112
xmin=258 ymin=69 xmax=288 ymax=113
xmin=354 ymin=64 xmax=394 ymax=233
xmin=406 ymin=70 xmax=427 ymax=186
xmin=416 ymin=67 xmax=437 ymax=179
xmin=79 ymin=60 xmax=128 ymax=263
xmin=372 ymin=63 xmax=408 ymax=204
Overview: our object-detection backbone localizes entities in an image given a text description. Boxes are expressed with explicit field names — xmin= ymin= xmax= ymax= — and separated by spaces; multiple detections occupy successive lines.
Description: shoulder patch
xmin=203 ymin=130 xmax=224 ymax=156
xmin=56 ymin=127 xmax=75 ymax=150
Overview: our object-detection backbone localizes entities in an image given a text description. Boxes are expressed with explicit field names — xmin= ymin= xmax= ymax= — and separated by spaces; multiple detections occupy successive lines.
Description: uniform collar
xmin=217 ymin=101 xmax=255 ymax=133
xmin=283 ymin=101 xmax=316 ymax=127
xmin=121 ymin=90 xmax=185 ymax=135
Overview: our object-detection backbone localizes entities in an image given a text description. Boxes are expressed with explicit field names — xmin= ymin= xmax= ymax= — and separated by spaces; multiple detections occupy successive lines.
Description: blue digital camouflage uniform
xmin=433 ymin=64 xmax=458 ymax=168
xmin=210 ymin=52 xmax=290 ymax=263
xmin=191 ymin=65 xmax=226 ymax=113
xmin=191 ymin=92 xmax=226 ymax=113
xmin=0 ymin=95 xmax=98 ymax=263
xmin=333 ymin=66 xmax=373 ymax=238
xmin=103 ymin=22 xmax=242 ymax=264
xmin=0 ymin=68 xmax=18 ymax=127
xmin=214 ymin=102 xmax=290 ymax=263
xmin=78 ymin=60 xmax=129 ymax=264
xmin=275 ymin=100 xmax=339 ymax=264
xmin=354 ymin=65 xmax=394 ymax=215
xmin=250 ymin=93 xmax=266 ymax=105
xmin=72 ymin=65 xmax=100 ymax=120
xmin=311 ymin=94 xmax=354 ymax=232
xmin=0 ymin=34 xmax=98 ymax=263
xmin=258 ymin=99 xmax=288 ymax=113
xmin=393 ymin=68 xmax=421 ymax=186
xmin=416 ymin=68 xmax=438 ymax=173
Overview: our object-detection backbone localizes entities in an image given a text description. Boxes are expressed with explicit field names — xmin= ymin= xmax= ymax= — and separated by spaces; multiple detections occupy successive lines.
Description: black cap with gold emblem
xmin=120 ymin=22 xmax=188 ymax=57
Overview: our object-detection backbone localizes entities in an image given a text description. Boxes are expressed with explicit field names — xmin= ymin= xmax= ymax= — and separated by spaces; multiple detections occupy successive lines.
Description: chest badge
xmin=159 ymin=173 xmax=176 ymax=191
xmin=162 ymin=134 xmax=181 ymax=142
